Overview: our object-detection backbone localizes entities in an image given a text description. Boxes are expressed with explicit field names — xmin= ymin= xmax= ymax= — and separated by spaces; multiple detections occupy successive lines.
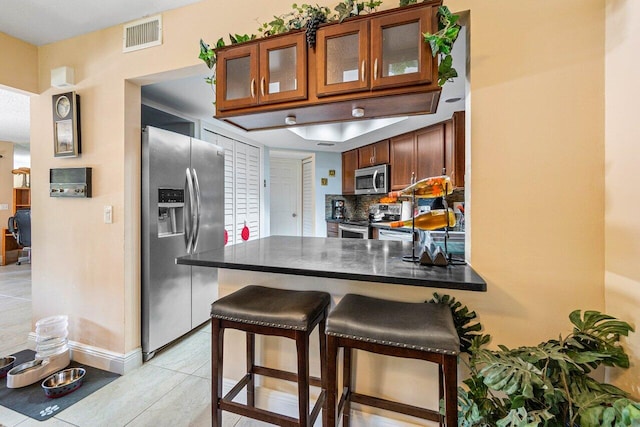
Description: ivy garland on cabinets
xmin=199 ymin=1 xmax=461 ymax=99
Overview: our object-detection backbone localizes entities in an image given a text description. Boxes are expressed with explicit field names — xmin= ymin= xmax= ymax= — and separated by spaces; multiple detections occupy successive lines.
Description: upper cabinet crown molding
xmin=214 ymin=1 xmax=442 ymax=131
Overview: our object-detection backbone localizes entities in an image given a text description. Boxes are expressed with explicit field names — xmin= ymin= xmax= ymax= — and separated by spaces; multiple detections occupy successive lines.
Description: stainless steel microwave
xmin=354 ymin=164 xmax=389 ymax=195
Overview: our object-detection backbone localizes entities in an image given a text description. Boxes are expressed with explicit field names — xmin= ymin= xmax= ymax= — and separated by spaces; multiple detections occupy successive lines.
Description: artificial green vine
xmin=423 ymin=5 xmax=461 ymax=86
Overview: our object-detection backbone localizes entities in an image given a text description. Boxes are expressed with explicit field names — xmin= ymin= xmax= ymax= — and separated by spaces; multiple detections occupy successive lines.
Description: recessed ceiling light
xmin=445 ymin=97 xmax=462 ymax=103
xmin=287 ymin=117 xmax=408 ymax=142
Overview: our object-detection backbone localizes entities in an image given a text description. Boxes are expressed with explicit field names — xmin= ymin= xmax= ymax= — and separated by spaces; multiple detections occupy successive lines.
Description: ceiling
xmin=0 ymin=0 xmax=202 ymax=46
xmin=0 ymin=1 xmax=467 ymax=153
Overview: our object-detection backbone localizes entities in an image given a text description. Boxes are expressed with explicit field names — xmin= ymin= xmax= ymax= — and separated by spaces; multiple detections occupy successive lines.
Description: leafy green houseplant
xmin=429 ymin=294 xmax=640 ymax=426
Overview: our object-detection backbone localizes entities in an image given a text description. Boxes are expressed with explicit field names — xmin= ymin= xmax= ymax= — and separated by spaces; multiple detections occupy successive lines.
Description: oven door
xmin=378 ymin=228 xmax=415 ymax=241
xmin=338 ymin=224 xmax=370 ymax=239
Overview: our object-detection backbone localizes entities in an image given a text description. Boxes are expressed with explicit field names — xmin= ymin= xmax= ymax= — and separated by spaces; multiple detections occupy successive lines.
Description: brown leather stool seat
xmin=210 ymin=285 xmax=331 ymax=427
xmin=326 ymin=294 xmax=459 ymax=426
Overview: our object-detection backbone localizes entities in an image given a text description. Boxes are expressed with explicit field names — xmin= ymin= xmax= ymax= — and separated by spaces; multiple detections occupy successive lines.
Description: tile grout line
xmin=121 ymin=370 xmax=198 ymax=427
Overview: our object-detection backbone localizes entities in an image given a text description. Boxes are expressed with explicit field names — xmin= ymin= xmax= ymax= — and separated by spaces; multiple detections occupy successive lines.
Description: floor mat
xmin=0 ymin=349 xmax=119 ymax=421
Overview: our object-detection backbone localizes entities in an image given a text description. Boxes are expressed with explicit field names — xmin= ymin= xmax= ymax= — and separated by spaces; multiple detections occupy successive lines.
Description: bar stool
xmin=210 ymin=285 xmax=331 ymax=427
xmin=326 ymin=294 xmax=460 ymax=426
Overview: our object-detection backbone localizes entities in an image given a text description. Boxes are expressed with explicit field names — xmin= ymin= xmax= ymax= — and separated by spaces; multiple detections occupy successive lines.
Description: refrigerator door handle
xmin=185 ymin=167 xmax=196 ymax=253
xmin=191 ymin=168 xmax=202 ymax=252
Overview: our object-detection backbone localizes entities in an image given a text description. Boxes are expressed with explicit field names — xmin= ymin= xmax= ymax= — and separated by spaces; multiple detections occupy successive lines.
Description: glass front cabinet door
xmin=216 ymin=33 xmax=307 ymax=111
xmin=258 ymin=33 xmax=307 ymax=104
xmin=216 ymin=43 xmax=259 ymax=111
xmin=370 ymin=6 xmax=436 ymax=90
xmin=316 ymin=20 xmax=369 ymax=97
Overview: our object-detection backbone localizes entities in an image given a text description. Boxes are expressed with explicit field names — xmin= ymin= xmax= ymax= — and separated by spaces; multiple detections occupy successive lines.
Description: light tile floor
xmin=0 ymin=264 xmax=266 ymax=427
xmin=0 ymin=265 xmax=419 ymax=427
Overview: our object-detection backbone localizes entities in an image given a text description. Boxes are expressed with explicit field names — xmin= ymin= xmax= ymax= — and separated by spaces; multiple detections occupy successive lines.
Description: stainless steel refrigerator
xmin=142 ymin=126 xmax=224 ymax=361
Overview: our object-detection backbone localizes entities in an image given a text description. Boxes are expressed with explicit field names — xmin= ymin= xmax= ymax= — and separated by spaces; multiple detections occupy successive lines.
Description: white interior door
xmin=270 ymin=158 xmax=301 ymax=236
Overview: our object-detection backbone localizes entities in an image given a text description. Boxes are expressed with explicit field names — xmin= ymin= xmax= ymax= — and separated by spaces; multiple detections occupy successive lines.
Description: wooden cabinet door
xmin=445 ymin=111 xmax=465 ymax=187
xmin=360 ymin=139 xmax=390 ymax=166
xmin=390 ymin=132 xmax=415 ymax=190
xmin=370 ymin=6 xmax=436 ymax=90
xmin=316 ymin=20 xmax=369 ymax=97
xmin=216 ymin=43 xmax=259 ymax=111
xmin=259 ymin=32 xmax=307 ymax=104
xmin=342 ymin=149 xmax=358 ymax=194
xmin=327 ymin=221 xmax=339 ymax=237
xmin=416 ymin=124 xmax=445 ymax=180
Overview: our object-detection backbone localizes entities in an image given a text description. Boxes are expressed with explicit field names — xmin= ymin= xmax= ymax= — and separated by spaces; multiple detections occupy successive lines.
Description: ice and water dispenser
xmin=157 ymin=188 xmax=184 ymax=237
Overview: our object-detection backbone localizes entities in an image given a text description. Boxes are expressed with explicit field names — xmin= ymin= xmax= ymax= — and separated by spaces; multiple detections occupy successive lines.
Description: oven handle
xmin=338 ymin=224 xmax=369 ymax=233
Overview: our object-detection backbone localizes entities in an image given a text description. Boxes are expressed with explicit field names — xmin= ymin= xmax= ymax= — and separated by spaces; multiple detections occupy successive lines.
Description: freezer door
xmin=190 ymin=136 xmax=225 ymax=326
xmin=142 ymin=126 xmax=194 ymax=356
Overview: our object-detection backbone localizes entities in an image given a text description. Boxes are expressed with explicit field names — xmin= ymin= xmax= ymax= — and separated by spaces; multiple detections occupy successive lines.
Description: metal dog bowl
xmin=0 ymin=356 xmax=16 ymax=378
xmin=41 ymin=368 xmax=86 ymax=398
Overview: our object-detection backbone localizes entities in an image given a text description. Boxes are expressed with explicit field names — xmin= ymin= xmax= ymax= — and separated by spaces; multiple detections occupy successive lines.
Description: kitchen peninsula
xmin=177 ymin=236 xmax=485 ymax=418
xmin=176 ymin=236 xmax=486 ymax=292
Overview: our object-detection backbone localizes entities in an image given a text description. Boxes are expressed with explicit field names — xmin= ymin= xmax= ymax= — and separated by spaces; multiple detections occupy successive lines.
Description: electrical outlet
xmin=104 ymin=205 xmax=113 ymax=224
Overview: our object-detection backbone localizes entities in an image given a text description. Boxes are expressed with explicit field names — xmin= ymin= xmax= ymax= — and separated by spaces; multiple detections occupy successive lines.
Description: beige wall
xmin=446 ymin=0 xmax=606 ymax=341
xmin=3 ymin=0 xmax=634 ymax=395
xmin=29 ymin=0 xmax=322 ymax=356
xmin=0 ymin=32 xmax=38 ymax=93
xmin=604 ymin=0 xmax=640 ymax=398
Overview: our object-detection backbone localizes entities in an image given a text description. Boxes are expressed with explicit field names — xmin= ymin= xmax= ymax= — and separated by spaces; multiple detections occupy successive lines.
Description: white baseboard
xmin=221 ymin=379 xmax=427 ymax=427
xmin=28 ymin=332 xmax=142 ymax=375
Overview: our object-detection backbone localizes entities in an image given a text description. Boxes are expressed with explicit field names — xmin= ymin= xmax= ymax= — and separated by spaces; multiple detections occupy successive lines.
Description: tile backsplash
xmin=325 ymin=189 xmax=464 ymax=221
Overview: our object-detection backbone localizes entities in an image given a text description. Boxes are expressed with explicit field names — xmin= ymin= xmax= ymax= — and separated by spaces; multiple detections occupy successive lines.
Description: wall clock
xmin=52 ymin=92 xmax=81 ymax=158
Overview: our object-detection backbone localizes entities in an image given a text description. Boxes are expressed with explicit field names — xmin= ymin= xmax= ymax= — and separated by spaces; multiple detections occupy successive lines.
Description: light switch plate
xmin=104 ymin=205 xmax=113 ymax=224
xmin=0 ymin=204 xmax=8 ymax=210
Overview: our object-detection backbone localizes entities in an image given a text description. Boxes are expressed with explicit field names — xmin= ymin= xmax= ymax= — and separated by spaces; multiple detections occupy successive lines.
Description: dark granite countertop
xmin=176 ymin=236 xmax=486 ymax=292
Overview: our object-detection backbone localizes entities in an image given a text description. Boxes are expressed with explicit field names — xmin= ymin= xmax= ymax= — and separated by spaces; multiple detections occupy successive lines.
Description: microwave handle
xmin=372 ymin=170 xmax=378 ymax=192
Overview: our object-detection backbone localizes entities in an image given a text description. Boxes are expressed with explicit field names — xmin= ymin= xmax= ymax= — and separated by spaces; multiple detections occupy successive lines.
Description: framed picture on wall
xmin=52 ymin=92 xmax=81 ymax=157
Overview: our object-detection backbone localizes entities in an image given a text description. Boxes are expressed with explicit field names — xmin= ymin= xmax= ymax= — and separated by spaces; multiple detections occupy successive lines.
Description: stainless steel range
xmin=338 ymin=220 xmax=370 ymax=239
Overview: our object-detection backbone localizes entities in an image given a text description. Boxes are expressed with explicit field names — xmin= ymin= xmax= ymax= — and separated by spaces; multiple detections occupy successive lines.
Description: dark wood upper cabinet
xmin=445 ymin=111 xmax=465 ymax=187
xmin=390 ymin=132 xmax=415 ymax=190
xmin=370 ymin=6 xmax=436 ymax=90
xmin=316 ymin=20 xmax=369 ymax=97
xmin=416 ymin=124 xmax=445 ymax=179
xmin=342 ymin=149 xmax=359 ymax=195
xmin=344 ymin=112 xmax=464 ymax=194
xmin=259 ymin=33 xmax=307 ymax=104
xmin=213 ymin=1 xmax=442 ymax=130
xmin=216 ymin=32 xmax=307 ymax=111
xmin=317 ymin=5 xmax=435 ymax=97
xmin=389 ymin=115 xmax=463 ymax=191
xmin=216 ymin=43 xmax=259 ymax=111
xmin=358 ymin=139 xmax=390 ymax=167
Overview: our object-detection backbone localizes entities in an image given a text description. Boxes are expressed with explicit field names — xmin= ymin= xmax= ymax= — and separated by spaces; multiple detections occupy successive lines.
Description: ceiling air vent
xmin=123 ymin=15 xmax=162 ymax=53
